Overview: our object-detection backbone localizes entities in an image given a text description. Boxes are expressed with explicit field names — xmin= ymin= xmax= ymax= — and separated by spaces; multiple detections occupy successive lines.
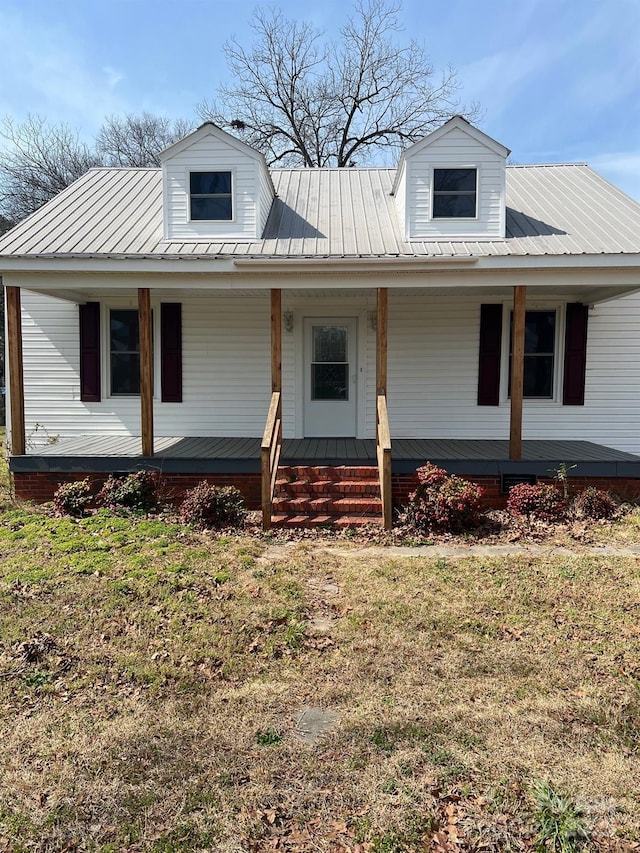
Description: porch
xmin=11 ymin=436 xmax=640 ymax=476
xmin=11 ymin=436 xmax=640 ymax=518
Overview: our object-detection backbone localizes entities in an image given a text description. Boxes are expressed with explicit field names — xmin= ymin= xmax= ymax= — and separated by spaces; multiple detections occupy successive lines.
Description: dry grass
xmin=0 ymin=506 xmax=639 ymax=852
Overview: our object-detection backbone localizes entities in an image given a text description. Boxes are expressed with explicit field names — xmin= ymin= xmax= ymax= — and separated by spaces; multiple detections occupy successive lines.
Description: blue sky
xmin=0 ymin=0 xmax=638 ymax=199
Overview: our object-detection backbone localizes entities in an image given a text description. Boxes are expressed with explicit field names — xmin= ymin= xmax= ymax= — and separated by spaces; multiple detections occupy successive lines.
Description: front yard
xmin=0 ymin=500 xmax=639 ymax=852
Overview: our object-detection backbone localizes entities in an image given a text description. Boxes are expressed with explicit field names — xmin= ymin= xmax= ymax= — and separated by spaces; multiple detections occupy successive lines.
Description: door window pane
xmin=313 ymin=326 xmax=347 ymax=362
xmin=311 ymin=325 xmax=349 ymax=400
xmin=312 ymin=364 xmax=348 ymax=400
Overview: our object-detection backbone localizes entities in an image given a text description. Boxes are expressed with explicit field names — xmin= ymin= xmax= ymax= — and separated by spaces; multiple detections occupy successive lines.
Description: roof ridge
xmin=87 ymin=166 xmax=160 ymax=172
xmin=507 ymin=162 xmax=588 ymax=169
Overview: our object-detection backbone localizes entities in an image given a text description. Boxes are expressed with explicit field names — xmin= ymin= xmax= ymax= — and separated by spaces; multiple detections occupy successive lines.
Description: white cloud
xmin=103 ymin=66 xmax=125 ymax=91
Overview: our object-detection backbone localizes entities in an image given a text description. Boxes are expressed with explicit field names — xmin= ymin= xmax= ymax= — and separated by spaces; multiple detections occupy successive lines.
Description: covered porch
xmin=6 ymin=276 xmax=640 ymax=527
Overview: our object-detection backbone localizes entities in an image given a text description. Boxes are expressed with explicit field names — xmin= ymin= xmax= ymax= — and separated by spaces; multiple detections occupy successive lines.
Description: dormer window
xmin=432 ymin=168 xmax=477 ymax=218
xmin=189 ymin=171 xmax=232 ymax=221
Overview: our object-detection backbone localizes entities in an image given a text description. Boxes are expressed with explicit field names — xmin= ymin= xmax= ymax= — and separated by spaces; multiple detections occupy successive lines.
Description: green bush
xmin=96 ymin=470 xmax=161 ymax=513
xmin=572 ymin=486 xmax=617 ymax=520
xmin=404 ymin=462 xmax=484 ymax=533
xmin=179 ymin=481 xmax=246 ymax=530
xmin=507 ymin=482 xmax=566 ymax=522
xmin=53 ymin=478 xmax=93 ymax=517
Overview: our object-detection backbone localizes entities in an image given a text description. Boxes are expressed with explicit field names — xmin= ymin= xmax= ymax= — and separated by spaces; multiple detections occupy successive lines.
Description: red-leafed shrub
xmin=506 ymin=482 xmax=566 ymax=522
xmin=179 ymin=482 xmax=246 ymax=530
xmin=573 ymin=487 xmax=617 ymax=520
xmin=96 ymin=470 xmax=162 ymax=513
xmin=405 ymin=463 xmax=485 ymax=533
xmin=53 ymin=478 xmax=93 ymax=517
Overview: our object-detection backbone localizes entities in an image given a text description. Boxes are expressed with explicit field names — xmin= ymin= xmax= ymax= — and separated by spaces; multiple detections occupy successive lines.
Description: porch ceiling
xmin=15 ymin=282 xmax=640 ymax=306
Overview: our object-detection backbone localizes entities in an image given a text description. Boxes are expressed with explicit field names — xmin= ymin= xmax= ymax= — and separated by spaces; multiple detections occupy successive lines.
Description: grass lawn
xmin=0 ymin=498 xmax=638 ymax=853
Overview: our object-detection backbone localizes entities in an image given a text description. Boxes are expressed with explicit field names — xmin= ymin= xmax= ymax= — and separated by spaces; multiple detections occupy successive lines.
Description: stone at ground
xmin=308 ymin=615 xmax=336 ymax=634
xmin=292 ymin=705 xmax=340 ymax=744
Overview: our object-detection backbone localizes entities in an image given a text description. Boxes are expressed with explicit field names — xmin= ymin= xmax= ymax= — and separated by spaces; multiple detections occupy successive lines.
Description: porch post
xmin=376 ymin=287 xmax=388 ymax=395
xmin=6 ymin=286 xmax=25 ymax=456
xmin=138 ymin=287 xmax=154 ymax=457
xmin=509 ymin=285 xmax=526 ymax=461
xmin=271 ymin=289 xmax=282 ymax=392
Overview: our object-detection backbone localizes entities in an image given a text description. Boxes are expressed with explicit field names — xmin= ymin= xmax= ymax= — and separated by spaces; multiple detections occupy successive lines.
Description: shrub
xmin=405 ymin=462 xmax=484 ymax=533
xmin=572 ymin=487 xmax=617 ymax=520
xmin=507 ymin=482 xmax=566 ymax=522
xmin=96 ymin=470 xmax=161 ymax=513
xmin=179 ymin=481 xmax=246 ymax=530
xmin=53 ymin=478 xmax=93 ymax=517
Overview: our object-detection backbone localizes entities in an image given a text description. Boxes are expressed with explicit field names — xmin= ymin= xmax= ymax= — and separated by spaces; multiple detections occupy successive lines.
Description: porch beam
xmin=509 ymin=285 xmax=526 ymax=461
xmin=138 ymin=287 xmax=154 ymax=457
xmin=376 ymin=287 xmax=388 ymax=395
xmin=6 ymin=286 xmax=25 ymax=456
xmin=271 ymin=289 xmax=282 ymax=392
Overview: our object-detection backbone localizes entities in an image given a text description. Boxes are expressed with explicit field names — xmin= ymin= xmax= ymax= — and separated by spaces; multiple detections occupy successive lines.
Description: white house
xmin=2 ymin=116 xmax=640 ymax=527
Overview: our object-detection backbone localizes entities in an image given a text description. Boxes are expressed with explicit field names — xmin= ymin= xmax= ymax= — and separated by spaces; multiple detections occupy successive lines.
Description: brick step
xmin=275 ymin=478 xmax=381 ymax=496
xmin=279 ymin=465 xmax=379 ymax=482
xmin=271 ymin=513 xmax=382 ymax=529
xmin=273 ymin=496 xmax=382 ymax=514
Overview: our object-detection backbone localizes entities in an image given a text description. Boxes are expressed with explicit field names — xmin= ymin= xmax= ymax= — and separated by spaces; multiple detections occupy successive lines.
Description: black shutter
xmin=79 ymin=302 xmax=101 ymax=402
xmin=477 ymin=304 xmax=503 ymax=406
xmin=161 ymin=303 xmax=182 ymax=403
xmin=563 ymin=303 xmax=589 ymax=405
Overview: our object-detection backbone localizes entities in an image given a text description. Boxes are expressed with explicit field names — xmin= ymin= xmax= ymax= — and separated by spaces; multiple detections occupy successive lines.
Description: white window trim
xmin=187 ymin=168 xmax=236 ymax=225
xmin=430 ymin=164 xmax=479 ymax=221
xmin=103 ymin=302 xmax=160 ymax=400
xmin=499 ymin=301 xmax=566 ymax=405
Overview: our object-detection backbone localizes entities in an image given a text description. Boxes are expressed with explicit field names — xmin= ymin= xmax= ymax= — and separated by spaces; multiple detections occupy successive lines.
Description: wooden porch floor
xmin=11 ymin=436 xmax=640 ymax=477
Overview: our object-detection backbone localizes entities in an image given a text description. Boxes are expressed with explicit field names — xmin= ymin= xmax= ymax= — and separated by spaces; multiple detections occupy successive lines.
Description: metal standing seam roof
xmin=1 ymin=163 xmax=640 ymax=260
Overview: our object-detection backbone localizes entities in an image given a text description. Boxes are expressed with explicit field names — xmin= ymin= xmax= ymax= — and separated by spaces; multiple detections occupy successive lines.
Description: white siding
xmin=388 ymin=292 xmax=640 ymax=453
xmin=18 ymin=290 xmax=640 ymax=454
xmin=21 ymin=291 xmax=271 ymax=443
xmin=162 ymin=129 xmax=273 ymax=241
xmin=393 ymin=159 xmax=407 ymax=236
xmin=258 ymin=162 xmax=275 ymax=236
xmin=405 ymin=125 xmax=505 ymax=240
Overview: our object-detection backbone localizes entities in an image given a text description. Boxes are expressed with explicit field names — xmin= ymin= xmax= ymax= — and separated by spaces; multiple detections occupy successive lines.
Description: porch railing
xmin=376 ymin=393 xmax=392 ymax=530
xmin=261 ymin=391 xmax=282 ymax=530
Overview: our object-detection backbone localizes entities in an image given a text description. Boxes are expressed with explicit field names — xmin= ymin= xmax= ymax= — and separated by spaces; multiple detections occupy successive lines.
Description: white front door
xmin=304 ymin=318 xmax=357 ymax=437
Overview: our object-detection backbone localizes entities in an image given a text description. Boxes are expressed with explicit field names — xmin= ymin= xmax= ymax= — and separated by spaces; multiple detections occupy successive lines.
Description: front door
xmin=304 ymin=318 xmax=357 ymax=437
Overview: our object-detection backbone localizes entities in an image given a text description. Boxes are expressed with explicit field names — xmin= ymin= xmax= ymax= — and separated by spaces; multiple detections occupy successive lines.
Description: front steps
xmin=271 ymin=465 xmax=383 ymax=528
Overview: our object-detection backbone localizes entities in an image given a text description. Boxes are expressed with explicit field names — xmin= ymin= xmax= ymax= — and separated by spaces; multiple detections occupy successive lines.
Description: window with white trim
xmin=432 ymin=168 xmax=477 ymax=218
xmin=508 ymin=309 xmax=557 ymax=399
xmin=109 ymin=309 xmax=154 ymax=396
xmin=189 ymin=171 xmax=232 ymax=221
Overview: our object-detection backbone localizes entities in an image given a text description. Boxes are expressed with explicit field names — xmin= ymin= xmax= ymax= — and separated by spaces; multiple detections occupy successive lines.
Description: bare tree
xmin=96 ymin=112 xmax=194 ymax=167
xmin=0 ymin=112 xmax=195 ymax=224
xmin=0 ymin=115 xmax=102 ymax=223
xmin=200 ymin=0 xmax=477 ymax=167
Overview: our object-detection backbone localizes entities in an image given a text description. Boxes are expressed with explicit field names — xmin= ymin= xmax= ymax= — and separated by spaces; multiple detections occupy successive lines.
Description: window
xmin=509 ymin=310 xmax=556 ymax=399
xmin=432 ymin=168 xmax=477 ymax=218
xmin=110 ymin=309 xmax=152 ymax=396
xmin=190 ymin=171 xmax=232 ymax=221
xmin=311 ymin=325 xmax=349 ymax=401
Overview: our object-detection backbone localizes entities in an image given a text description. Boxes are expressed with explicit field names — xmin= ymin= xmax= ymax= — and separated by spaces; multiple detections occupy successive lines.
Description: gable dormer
xmin=393 ymin=116 xmax=510 ymax=241
xmin=160 ymin=123 xmax=275 ymax=241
